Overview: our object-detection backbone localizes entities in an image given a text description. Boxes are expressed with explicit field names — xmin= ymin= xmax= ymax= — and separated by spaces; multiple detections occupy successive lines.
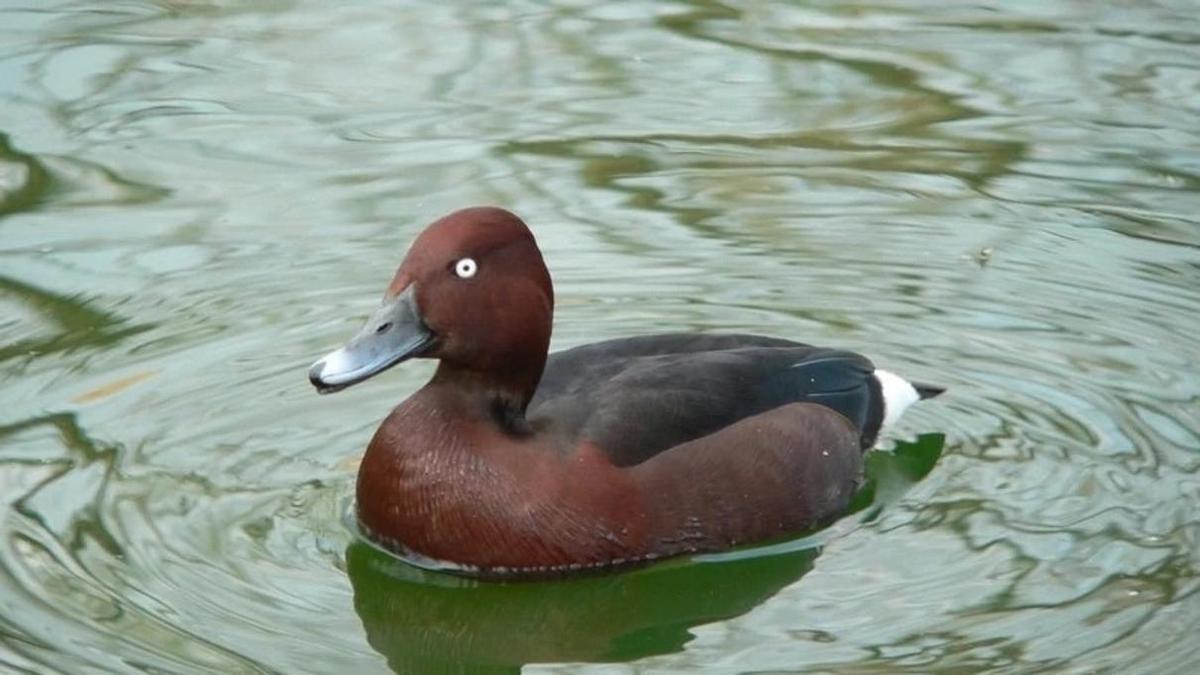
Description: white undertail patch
xmin=874 ymin=369 xmax=920 ymax=432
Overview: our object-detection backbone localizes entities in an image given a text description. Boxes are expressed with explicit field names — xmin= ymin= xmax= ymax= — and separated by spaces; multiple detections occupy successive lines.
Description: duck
xmin=309 ymin=206 xmax=942 ymax=578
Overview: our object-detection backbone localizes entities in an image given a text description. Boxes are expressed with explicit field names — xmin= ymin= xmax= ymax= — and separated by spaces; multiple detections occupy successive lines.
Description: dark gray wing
xmin=528 ymin=334 xmax=882 ymax=466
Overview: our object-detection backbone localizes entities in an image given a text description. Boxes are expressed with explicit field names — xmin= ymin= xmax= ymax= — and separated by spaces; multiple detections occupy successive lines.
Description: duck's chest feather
xmin=356 ymin=393 xmax=656 ymax=574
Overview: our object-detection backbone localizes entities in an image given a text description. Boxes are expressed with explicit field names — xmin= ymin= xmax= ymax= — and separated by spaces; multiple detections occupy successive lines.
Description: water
xmin=1 ymin=1 xmax=1198 ymax=672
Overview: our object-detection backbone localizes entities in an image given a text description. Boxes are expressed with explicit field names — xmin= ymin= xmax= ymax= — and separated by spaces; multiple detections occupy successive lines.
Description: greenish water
xmin=1 ymin=1 xmax=1198 ymax=673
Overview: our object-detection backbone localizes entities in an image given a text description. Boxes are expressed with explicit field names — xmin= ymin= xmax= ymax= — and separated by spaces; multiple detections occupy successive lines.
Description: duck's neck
xmin=426 ymin=362 xmax=540 ymax=436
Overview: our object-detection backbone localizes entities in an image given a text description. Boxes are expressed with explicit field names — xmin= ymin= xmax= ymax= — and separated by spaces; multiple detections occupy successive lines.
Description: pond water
xmin=2 ymin=1 xmax=1198 ymax=673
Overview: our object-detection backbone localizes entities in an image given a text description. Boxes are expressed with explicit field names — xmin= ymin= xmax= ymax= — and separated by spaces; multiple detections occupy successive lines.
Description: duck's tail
xmin=914 ymin=382 xmax=946 ymax=400
xmin=872 ymin=370 xmax=944 ymax=433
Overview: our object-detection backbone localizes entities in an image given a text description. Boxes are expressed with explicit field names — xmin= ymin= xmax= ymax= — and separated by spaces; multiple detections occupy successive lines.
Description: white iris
xmin=455 ymin=257 xmax=477 ymax=278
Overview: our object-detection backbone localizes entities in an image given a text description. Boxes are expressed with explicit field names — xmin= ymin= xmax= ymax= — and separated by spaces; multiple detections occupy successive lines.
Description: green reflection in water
xmin=349 ymin=544 xmax=817 ymax=674
xmin=0 ymin=133 xmax=51 ymax=217
xmin=0 ymin=276 xmax=154 ymax=364
xmin=1 ymin=412 xmax=123 ymax=559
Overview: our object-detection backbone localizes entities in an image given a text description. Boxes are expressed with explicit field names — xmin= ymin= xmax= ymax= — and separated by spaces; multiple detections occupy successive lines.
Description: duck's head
xmin=308 ymin=207 xmax=554 ymax=399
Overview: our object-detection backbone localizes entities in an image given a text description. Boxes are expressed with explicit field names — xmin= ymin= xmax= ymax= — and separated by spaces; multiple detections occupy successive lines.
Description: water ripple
xmin=2 ymin=0 xmax=1199 ymax=672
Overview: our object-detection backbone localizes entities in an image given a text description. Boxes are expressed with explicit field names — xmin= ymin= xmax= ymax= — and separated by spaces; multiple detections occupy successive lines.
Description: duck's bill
xmin=308 ymin=286 xmax=435 ymax=394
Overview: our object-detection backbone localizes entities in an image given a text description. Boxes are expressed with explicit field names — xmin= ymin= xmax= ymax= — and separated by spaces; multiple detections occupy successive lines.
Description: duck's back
xmin=529 ymin=333 xmax=884 ymax=467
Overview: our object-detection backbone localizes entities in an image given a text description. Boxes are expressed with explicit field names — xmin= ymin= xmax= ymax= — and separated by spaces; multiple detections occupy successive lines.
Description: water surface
xmin=1 ymin=1 xmax=1198 ymax=673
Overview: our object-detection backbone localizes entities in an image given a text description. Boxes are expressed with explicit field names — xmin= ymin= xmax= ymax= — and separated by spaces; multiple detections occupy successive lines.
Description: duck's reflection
xmin=347 ymin=541 xmax=817 ymax=673
xmin=346 ymin=433 xmax=944 ymax=673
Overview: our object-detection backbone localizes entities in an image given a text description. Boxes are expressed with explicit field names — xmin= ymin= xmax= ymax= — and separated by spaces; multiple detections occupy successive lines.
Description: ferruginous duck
xmin=309 ymin=207 xmax=942 ymax=577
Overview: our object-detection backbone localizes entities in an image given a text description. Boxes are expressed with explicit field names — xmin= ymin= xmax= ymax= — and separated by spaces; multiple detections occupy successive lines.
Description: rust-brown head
xmin=308 ymin=207 xmax=554 ymax=400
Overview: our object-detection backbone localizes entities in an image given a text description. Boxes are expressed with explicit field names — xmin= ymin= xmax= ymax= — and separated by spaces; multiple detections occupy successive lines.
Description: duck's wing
xmin=529 ymin=334 xmax=882 ymax=467
xmin=533 ymin=333 xmax=800 ymax=398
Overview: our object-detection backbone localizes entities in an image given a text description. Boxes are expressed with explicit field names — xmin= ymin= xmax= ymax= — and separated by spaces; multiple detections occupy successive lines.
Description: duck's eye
xmin=454 ymin=257 xmax=477 ymax=279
